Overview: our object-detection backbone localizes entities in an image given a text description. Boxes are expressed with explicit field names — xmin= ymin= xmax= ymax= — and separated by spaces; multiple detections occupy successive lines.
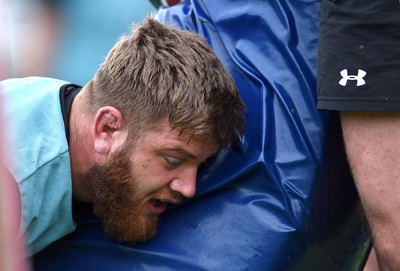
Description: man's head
xmin=76 ymin=17 xmax=246 ymax=243
xmin=84 ymin=17 xmax=245 ymax=146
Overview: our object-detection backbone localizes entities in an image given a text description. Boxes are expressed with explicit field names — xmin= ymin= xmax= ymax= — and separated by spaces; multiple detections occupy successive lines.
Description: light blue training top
xmin=1 ymin=77 xmax=76 ymax=255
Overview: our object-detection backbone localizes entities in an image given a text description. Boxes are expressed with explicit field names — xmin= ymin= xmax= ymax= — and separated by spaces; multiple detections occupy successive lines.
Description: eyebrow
xmin=161 ymin=147 xmax=197 ymax=161
xmin=160 ymin=147 xmax=218 ymax=164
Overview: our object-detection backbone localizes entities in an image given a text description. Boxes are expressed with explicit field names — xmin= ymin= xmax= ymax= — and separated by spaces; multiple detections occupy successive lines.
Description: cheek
xmin=134 ymin=158 xmax=172 ymax=191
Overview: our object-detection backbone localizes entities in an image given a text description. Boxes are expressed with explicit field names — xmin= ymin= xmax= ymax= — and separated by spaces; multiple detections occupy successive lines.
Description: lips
xmin=148 ymin=199 xmax=167 ymax=214
xmin=147 ymin=196 xmax=182 ymax=215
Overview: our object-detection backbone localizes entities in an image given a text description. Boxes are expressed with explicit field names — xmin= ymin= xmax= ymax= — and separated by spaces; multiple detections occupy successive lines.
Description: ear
xmin=93 ymin=106 xmax=128 ymax=155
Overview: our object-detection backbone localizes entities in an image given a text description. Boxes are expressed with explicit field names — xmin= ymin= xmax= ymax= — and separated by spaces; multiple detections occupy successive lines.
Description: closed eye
xmin=164 ymin=156 xmax=182 ymax=169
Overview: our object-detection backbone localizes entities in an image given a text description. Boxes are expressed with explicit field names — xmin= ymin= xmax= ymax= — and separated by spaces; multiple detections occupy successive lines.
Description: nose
xmin=169 ymin=167 xmax=198 ymax=198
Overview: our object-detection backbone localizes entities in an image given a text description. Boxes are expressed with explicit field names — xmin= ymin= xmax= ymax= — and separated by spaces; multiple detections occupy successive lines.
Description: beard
xmin=88 ymin=147 xmax=158 ymax=244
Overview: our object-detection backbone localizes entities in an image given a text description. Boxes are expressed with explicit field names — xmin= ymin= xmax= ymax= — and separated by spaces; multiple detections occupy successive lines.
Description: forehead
xmin=133 ymin=119 xmax=219 ymax=160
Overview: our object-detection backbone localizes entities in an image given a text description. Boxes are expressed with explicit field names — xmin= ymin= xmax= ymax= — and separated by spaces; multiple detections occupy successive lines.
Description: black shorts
xmin=317 ymin=0 xmax=400 ymax=111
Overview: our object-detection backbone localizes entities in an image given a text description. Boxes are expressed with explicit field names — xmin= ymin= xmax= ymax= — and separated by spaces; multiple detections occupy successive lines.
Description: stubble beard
xmin=89 ymin=147 xmax=159 ymax=244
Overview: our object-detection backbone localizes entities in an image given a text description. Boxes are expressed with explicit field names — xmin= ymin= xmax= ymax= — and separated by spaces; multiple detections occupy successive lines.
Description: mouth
xmin=149 ymin=199 xmax=167 ymax=215
xmin=148 ymin=198 xmax=180 ymax=215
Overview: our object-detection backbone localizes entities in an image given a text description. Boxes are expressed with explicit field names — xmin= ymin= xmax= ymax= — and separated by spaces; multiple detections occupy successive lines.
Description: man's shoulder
xmin=1 ymin=76 xmax=70 ymax=93
xmin=2 ymin=76 xmax=71 ymax=183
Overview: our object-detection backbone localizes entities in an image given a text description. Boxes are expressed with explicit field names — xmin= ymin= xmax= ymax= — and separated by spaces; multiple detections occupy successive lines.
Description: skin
xmin=341 ymin=112 xmax=400 ymax=270
xmin=69 ymin=92 xmax=219 ymax=242
xmin=0 ymin=166 xmax=27 ymax=270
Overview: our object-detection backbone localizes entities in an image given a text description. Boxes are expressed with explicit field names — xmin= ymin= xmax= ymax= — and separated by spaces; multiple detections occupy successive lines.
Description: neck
xmin=69 ymin=91 xmax=94 ymax=202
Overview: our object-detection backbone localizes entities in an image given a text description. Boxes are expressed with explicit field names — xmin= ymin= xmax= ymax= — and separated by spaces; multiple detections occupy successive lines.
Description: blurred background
xmin=0 ymin=0 xmax=156 ymax=85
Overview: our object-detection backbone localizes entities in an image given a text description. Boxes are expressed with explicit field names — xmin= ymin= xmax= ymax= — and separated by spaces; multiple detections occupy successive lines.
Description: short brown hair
xmin=86 ymin=17 xmax=245 ymax=147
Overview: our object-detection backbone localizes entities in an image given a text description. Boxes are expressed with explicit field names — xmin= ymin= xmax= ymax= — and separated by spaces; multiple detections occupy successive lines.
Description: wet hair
xmin=85 ymin=17 xmax=245 ymax=147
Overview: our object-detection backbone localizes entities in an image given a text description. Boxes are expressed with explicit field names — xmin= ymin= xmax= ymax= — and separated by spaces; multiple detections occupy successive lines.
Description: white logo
xmin=339 ymin=69 xmax=366 ymax=86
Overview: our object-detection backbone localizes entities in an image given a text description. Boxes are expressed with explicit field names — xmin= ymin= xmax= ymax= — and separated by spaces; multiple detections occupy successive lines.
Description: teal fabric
xmin=1 ymin=77 xmax=76 ymax=255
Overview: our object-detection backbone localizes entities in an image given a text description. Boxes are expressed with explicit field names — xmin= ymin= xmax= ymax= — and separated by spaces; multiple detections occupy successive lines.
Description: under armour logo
xmin=339 ymin=69 xmax=367 ymax=86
